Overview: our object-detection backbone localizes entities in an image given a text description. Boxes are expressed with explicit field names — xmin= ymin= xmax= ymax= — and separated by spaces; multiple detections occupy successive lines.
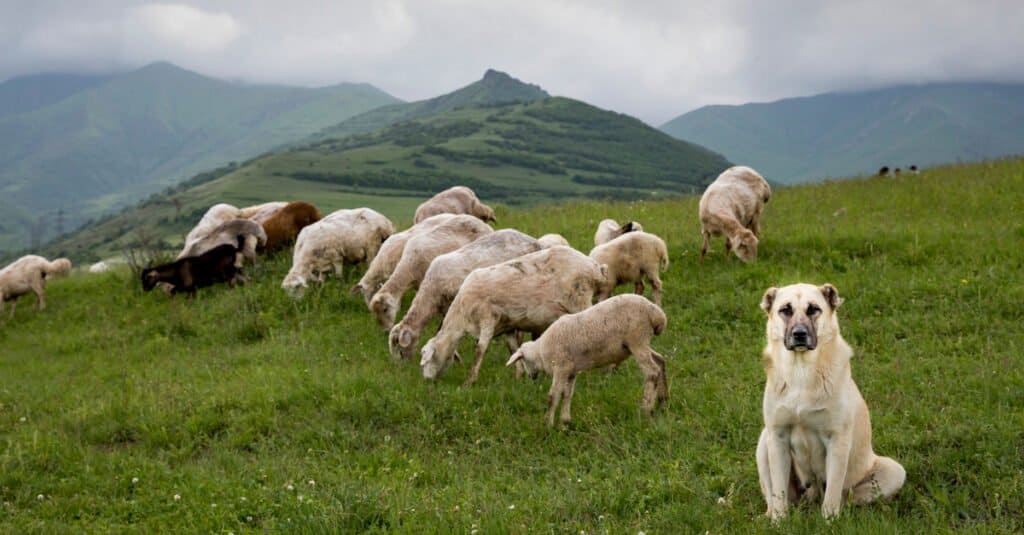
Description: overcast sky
xmin=2 ymin=0 xmax=1023 ymax=124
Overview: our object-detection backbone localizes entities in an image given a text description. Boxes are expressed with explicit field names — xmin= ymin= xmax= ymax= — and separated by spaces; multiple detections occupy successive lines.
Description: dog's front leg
xmin=767 ymin=426 xmax=792 ymax=519
xmin=822 ymin=432 xmax=853 ymax=519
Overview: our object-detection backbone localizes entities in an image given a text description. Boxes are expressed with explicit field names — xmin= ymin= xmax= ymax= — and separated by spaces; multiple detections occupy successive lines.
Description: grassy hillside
xmin=1 ymin=158 xmax=1021 ymax=532
xmin=41 ymin=97 xmax=729 ymax=262
xmin=661 ymin=82 xmax=1024 ymax=183
xmin=0 ymin=62 xmax=400 ymax=252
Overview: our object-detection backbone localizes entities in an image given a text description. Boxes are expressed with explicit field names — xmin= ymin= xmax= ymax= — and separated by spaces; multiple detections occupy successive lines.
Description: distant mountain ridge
xmin=0 ymin=62 xmax=401 ymax=251
xmin=660 ymin=82 xmax=1024 ymax=183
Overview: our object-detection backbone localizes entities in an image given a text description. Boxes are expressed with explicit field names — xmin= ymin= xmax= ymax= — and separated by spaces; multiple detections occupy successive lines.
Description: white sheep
xmin=419 ymin=245 xmax=608 ymax=386
xmin=89 ymin=261 xmax=110 ymax=273
xmin=506 ymin=294 xmax=668 ymax=426
xmin=181 ymin=203 xmax=241 ymax=255
xmin=589 ymin=231 xmax=669 ymax=306
xmin=537 ymin=233 xmax=570 ymax=248
xmin=413 ymin=186 xmax=496 ymax=224
xmin=238 ymin=201 xmax=288 ymax=220
xmin=699 ymin=166 xmax=771 ymax=262
xmin=177 ymin=219 xmax=267 ymax=267
xmin=594 ymin=219 xmax=643 ymax=246
xmin=369 ymin=215 xmax=493 ymax=330
xmin=388 ymin=229 xmax=542 ymax=361
xmin=351 ymin=214 xmax=457 ymax=307
xmin=282 ymin=208 xmax=395 ymax=298
xmin=0 ymin=255 xmax=72 ymax=317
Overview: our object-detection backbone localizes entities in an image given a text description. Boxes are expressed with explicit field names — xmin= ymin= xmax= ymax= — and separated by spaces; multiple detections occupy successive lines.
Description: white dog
xmin=756 ymin=283 xmax=905 ymax=519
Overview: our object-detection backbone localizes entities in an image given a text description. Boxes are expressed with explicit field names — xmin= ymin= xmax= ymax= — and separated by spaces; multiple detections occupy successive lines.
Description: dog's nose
xmin=791 ymin=325 xmax=809 ymax=342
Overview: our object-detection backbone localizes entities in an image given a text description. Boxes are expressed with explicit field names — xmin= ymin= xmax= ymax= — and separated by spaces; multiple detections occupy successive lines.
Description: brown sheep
xmin=254 ymin=201 xmax=323 ymax=252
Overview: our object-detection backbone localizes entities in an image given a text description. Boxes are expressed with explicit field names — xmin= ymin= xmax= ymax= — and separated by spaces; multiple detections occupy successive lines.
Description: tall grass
xmin=1 ymin=159 xmax=1022 ymax=532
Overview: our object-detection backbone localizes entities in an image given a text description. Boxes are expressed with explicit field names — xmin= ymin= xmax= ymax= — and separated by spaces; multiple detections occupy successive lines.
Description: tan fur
xmin=757 ymin=283 xmax=905 ymax=520
xmin=507 ymin=294 xmax=668 ymax=426
xmin=420 ymin=246 xmax=607 ymax=386
xmin=413 ymin=186 xmax=496 ymax=224
xmin=0 ymin=255 xmax=72 ymax=317
xmin=369 ymin=215 xmax=493 ymax=330
xmin=589 ymin=231 xmax=669 ymax=306
xmin=594 ymin=219 xmax=643 ymax=246
xmin=699 ymin=166 xmax=771 ymax=262
xmin=257 ymin=201 xmax=323 ymax=252
xmin=389 ymin=229 xmax=542 ymax=361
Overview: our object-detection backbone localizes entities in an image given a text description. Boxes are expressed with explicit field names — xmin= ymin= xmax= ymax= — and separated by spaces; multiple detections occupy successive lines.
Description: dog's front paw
xmin=821 ymin=502 xmax=841 ymax=520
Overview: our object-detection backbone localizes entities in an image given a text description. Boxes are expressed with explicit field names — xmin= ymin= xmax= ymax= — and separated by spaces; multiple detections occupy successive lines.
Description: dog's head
xmin=760 ymin=283 xmax=843 ymax=352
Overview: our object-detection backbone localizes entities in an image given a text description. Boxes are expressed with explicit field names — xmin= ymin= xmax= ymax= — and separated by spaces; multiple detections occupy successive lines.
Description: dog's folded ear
xmin=819 ymin=283 xmax=844 ymax=309
xmin=760 ymin=287 xmax=778 ymax=314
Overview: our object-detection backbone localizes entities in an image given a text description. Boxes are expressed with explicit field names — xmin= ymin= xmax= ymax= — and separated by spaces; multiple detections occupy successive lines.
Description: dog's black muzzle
xmin=785 ymin=324 xmax=817 ymax=351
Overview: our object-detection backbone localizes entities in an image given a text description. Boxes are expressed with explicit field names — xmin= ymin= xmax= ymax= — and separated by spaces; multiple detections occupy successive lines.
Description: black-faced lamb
xmin=419 ymin=245 xmax=607 ymax=386
xmin=0 ymin=255 xmax=72 ymax=317
xmin=699 ymin=165 xmax=771 ymax=263
xmin=589 ymin=231 xmax=669 ymax=306
xmin=594 ymin=219 xmax=643 ymax=246
xmin=141 ymin=244 xmax=243 ymax=297
xmin=413 ymin=186 xmax=496 ymax=224
xmin=388 ymin=229 xmax=542 ymax=361
xmin=506 ymin=294 xmax=668 ymax=426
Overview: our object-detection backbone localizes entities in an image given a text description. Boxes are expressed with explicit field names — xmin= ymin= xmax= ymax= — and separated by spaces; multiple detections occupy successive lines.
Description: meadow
xmin=1 ymin=159 xmax=1022 ymax=533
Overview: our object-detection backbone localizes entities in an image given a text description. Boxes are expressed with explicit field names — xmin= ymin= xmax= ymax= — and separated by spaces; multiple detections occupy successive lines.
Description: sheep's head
xmin=141 ymin=269 xmax=160 ymax=291
xmin=506 ymin=341 xmax=543 ymax=379
xmin=731 ymin=229 xmax=759 ymax=262
xmin=420 ymin=338 xmax=460 ymax=380
xmin=478 ymin=204 xmax=497 ymax=223
xmin=282 ymin=273 xmax=308 ymax=299
xmin=389 ymin=324 xmax=417 ymax=361
xmin=369 ymin=291 xmax=400 ymax=331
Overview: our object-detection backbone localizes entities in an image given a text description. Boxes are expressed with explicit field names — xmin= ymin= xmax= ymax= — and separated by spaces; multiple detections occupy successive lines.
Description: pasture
xmin=1 ymin=159 xmax=1022 ymax=532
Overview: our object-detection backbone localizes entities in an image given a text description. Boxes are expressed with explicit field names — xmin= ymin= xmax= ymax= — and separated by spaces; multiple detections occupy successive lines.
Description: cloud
xmin=125 ymin=4 xmax=243 ymax=54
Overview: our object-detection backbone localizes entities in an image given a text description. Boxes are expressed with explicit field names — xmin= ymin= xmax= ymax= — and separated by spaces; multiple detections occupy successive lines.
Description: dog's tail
xmin=44 ymin=258 xmax=72 ymax=276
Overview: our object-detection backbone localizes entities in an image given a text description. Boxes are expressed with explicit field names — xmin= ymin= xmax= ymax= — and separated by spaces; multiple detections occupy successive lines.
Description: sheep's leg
xmin=632 ymin=347 xmax=664 ymax=415
xmin=33 ymin=281 xmax=46 ymax=310
xmin=559 ymin=373 xmax=577 ymax=425
xmin=464 ymin=324 xmax=495 ymax=386
xmin=504 ymin=333 xmax=525 ymax=378
xmin=546 ymin=372 xmax=568 ymax=426
xmin=724 ymin=237 xmax=732 ymax=254
xmin=650 ymin=349 xmax=669 ymax=404
xmin=634 ymin=280 xmax=645 ymax=296
xmin=700 ymin=230 xmax=710 ymax=263
xmin=750 ymin=219 xmax=761 ymax=238
xmin=8 ymin=301 xmax=15 ymax=318
xmin=647 ymin=272 xmax=663 ymax=306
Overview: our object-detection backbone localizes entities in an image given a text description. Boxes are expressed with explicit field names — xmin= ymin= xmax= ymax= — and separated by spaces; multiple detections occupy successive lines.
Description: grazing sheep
xmin=909 ymin=165 xmax=919 ymax=174
xmin=699 ymin=166 xmax=771 ymax=263
xmin=238 ymin=201 xmax=287 ymax=220
xmin=388 ymin=229 xmax=542 ymax=361
xmin=369 ymin=215 xmax=493 ymax=330
xmin=413 ymin=186 xmax=496 ymax=224
xmin=182 ymin=203 xmax=241 ymax=251
xmin=176 ymin=219 xmax=267 ymax=267
xmin=0 ymin=255 xmax=72 ymax=317
xmin=878 ymin=166 xmax=890 ymax=177
xmin=894 ymin=167 xmax=902 ymax=176
xmin=142 ymin=244 xmax=243 ymax=297
xmin=89 ymin=261 xmax=110 ymax=273
xmin=506 ymin=294 xmax=668 ymax=426
xmin=537 ymin=233 xmax=570 ymax=248
xmin=283 ymin=208 xmax=395 ymax=298
xmin=256 ymin=201 xmax=322 ymax=252
xmin=589 ymin=231 xmax=669 ymax=306
xmin=594 ymin=219 xmax=643 ymax=246
xmin=419 ymin=245 xmax=607 ymax=386
xmin=351 ymin=214 xmax=457 ymax=307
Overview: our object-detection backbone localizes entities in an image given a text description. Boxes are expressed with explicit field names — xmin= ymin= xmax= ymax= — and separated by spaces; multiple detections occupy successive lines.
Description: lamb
xmin=506 ymin=294 xmax=668 ymax=426
xmin=419 ymin=245 xmax=608 ymax=386
xmin=699 ymin=165 xmax=771 ymax=263
xmin=89 ymin=261 xmax=110 ymax=273
xmin=369 ymin=214 xmax=493 ymax=330
xmin=594 ymin=219 xmax=643 ymax=246
xmin=0 ymin=255 xmax=72 ymax=317
xmin=142 ymin=244 xmax=243 ymax=296
xmin=282 ymin=208 xmax=395 ymax=298
xmin=255 ymin=201 xmax=322 ymax=252
xmin=388 ymin=229 xmax=543 ymax=361
xmin=350 ymin=214 xmax=457 ymax=307
xmin=413 ymin=186 xmax=496 ymax=224
xmin=589 ymin=231 xmax=669 ymax=306
xmin=537 ymin=233 xmax=570 ymax=248
xmin=182 ymin=203 xmax=241 ymax=253
xmin=238 ymin=201 xmax=287 ymax=220
xmin=176 ymin=219 xmax=267 ymax=266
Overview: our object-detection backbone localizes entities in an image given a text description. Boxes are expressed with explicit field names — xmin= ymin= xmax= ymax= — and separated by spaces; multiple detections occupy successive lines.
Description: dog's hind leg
xmin=851 ymin=456 xmax=906 ymax=504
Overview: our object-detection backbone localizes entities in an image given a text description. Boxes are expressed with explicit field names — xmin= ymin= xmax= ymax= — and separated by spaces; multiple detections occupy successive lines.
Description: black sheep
xmin=141 ymin=244 xmax=243 ymax=296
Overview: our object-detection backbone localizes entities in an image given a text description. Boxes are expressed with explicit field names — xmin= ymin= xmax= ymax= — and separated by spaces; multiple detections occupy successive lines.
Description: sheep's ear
xmin=506 ymin=349 xmax=524 ymax=367
xmin=349 ymin=283 xmax=362 ymax=296
xmin=819 ymin=283 xmax=843 ymax=310
xmin=760 ymin=287 xmax=778 ymax=314
xmin=453 ymin=350 xmax=463 ymax=363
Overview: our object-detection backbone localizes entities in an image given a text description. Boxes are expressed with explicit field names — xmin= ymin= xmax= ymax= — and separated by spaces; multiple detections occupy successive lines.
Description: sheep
xmin=537 ymin=233 xmax=570 ymax=248
xmin=0 ymin=255 xmax=72 ymax=317
xmin=142 ymin=244 xmax=243 ymax=297
xmin=413 ymin=186 xmax=496 ymax=224
xmin=878 ymin=166 xmax=890 ymax=177
xmin=589 ymin=231 xmax=669 ymax=306
xmin=238 ymin=201 xmax=287 ymax=220
xmin=369 ymin=215 xmax=493 ymax=330
xmin=506 ymin=294 xmax=668 ymax=426
xmin=909 ymin=165 xmax=919 ymax=174
xmin=89 ymin=261 xmax=110 ymax=273
xmin=419 ymin=245 xmax=608 ymax=386
xmin=182 ymin=203 xmax=241 ymax=253
xmin=594 ymin=219 xmax=643 ymax=246
xmin=388 ymin=229 xmax=542 ymax=361
xmin=176 ymin=219 xmax=267 ymax=267
xmin=282 ymin=208 xmax=395 ymax=298
xmin=255 ymin=201 xmax=322 ymax=252
xmin=699 ymin=165 xmax=771 ymax=263
xmin=351 ymin=213 xmax=458 ymax=306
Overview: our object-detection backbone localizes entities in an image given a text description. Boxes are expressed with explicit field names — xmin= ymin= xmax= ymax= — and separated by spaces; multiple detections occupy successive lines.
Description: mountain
xmin=42 ymin=96 xmax=729 ymax=261
xmin=0 ymin=62 xmax=401 ymax=251
xmin=660 ymin=82 xmax=1024 ymax=183
xmin=306 ymin=69 xmax=549 ymax=142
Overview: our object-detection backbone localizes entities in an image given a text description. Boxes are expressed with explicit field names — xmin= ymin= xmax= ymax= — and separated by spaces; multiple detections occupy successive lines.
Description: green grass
xmin=2 ymin=159 xmax=1023 ymax=532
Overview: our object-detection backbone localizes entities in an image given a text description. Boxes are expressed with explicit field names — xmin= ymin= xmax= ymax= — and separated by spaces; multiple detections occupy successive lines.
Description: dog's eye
xmin=807 ymin=304 xmax=821 ymax=316
xmin=779 ymin=304 xmax=793 ymax=316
